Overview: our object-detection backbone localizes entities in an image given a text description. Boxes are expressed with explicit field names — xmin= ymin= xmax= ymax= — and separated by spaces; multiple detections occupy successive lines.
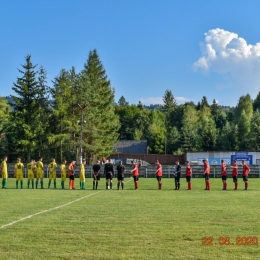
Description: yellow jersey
xmin=48 ymin=162 xmax=57 ymax=173
xmin=15 ymin=162 xmax=24 ymax=175
xmin=1 ymin=161 xmax=7 ymax=174
xmin=80 ymin=163 xmax=85 ymax=176
xmin=60 ymin=164 xmax=66 ymax=176
xmin=27 ymin=163 xmax=35 ymax=175
xmin=36 ymin=161 xmax=43 ymax=174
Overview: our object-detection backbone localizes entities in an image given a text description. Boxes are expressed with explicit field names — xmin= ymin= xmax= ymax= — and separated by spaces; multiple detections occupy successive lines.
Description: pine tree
xmin=180 ymin=105 xmax=200 ymax=152
xmin=253 ymin=91 xmax=260 ymax=111
xmin=200 ymin=119 xmax=218 ymax=151
xmin=237 ymin=109 xmax=251 ymax=149
xmin=201 ymin=96 xmax=210 ymax=108
xmin=0 ymin=96 xmax=10 ymax=158
xmin=137 ymin=100 xmax=143 ymax=110
xmin=146 ymin=110 xmax=166 ymax=154
xmin=214 ymin=110 xmax=227 ymax=130
xmin=115 ymin=104 xmax=140 ymax=140
xmin=162 ymin=89 xmax=178 ymax=153
xmin=235 ymin=94 xmax=253 ymax=123
xmin=162 ymin=89 xmax=177 ymax=129
xmin=162 ymin=90 xmax=177 ymax=110
xmin=35 ymin=66 xmax=51 ymax=157
xmin=181 ymin=125 xmax=201 ymax=152
xmin=49 ymin=69 xmax=77 ymax=161
xmin=248 ymin=109 xmax=260 ymax=149
xmin=84 ymin=49 xmax=109 ymax=84
xmin=211 ymin=99 xmax=219 ymax=119
xmin=0 ymin=96 xmax=10 ymax=131
xmin=11 ymin=55 xmax=50 ymax=161
xmin=134 ymin=109 xmax=151 ymax=140
xmin=196 ymin=101 xmax=201 ymax=110
xmin=217 ymin=122 xmax=236 ymax=150
xmin=199 ymin=106 xmax=212 ymax=121
xmin=166 ymin=126 xmax=181 ymax=154
xmin=118 ymin=96 xmax=129 ymax=106
xmin=82 ymin=49 xmax=120 ymax=158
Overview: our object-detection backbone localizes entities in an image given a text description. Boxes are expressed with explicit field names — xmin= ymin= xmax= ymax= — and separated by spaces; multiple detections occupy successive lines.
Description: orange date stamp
xmin=202 ymin=236 xmax=259 ymax=246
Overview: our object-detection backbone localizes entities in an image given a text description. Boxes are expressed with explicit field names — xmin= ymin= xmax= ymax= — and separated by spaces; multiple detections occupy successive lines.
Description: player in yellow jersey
xmin=60 ymin=159 xmax=67 ymax=189
xmin=1 ymin=156 xmax=8 ymax=189
xmin=27 ymin=159 xmax=35 ymax=188
xmin=79 ymin=159 xmax=86 ymax=189
xmin=48 ymin=158 xmax=57 ymax=189
xmin=36 ymin=157 xmax=44 ymax=189
xmin=14 ymin=158 xmax=24 ymax=189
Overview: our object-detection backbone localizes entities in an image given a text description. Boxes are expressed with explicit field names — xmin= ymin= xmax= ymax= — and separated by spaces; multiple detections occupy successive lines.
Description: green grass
xmin=0 ymin=178 xmax=260 ymax=260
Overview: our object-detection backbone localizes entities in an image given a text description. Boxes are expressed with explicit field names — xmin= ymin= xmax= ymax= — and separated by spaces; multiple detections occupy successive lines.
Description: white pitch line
xmin=0 ymin=190 xmax=104 ymax=229
xmin=0 ymin=177 xmax=133 ymax=229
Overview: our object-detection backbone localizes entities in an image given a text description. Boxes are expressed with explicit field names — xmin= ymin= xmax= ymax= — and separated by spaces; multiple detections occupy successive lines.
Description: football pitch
xmin=0 ymin=178 xmax=260 ymax=260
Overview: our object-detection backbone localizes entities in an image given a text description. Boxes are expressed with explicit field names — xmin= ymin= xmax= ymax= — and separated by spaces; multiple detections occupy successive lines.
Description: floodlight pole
xmin=78 ymin=104 xmax=88 ymax=164
xmin=165 ymin=136 xmax=167 ymax=155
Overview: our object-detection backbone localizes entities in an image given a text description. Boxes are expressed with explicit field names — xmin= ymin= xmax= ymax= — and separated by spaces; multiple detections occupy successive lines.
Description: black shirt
xmin=104 ymin=163 xmax=114 ymax=174
xmin=117 ymin=164 xmax=125 ymax=175
xmin=175 ymin=165 xmax=181 ymax=174
xmin=93 ymin=164 xmax=101 ymax=174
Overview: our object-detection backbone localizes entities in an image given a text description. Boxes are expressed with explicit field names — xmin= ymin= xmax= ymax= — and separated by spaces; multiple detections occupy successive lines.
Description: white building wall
xmin=186 ymin=151 xmax=260 ymax=165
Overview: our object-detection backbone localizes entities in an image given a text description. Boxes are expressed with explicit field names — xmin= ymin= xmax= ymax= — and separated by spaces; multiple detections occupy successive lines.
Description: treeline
xmin=115 ymin=91 xmax=260 ymax=155
xmin=0 ymin=50 xmax=119 ymax=163
xmin=1 ymin=50 xmax=260 ymax=163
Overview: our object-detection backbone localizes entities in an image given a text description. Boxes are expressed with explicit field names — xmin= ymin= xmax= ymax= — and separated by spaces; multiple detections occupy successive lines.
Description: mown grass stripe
xmin=0 ymin=178 xmax=133 ymax=229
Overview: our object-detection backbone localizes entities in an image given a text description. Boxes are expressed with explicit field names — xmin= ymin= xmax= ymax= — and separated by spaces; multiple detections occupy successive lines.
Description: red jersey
xmin=221 ymin=163 xmax=226 ymax=176
xmin=132 ymin=163 xmax=139 ymax=176
xmin=232 ymin=163 xmax=238 ymax=176
xmin=204 ymin=161 xmax=210 ymax=174
xmin=186 ymin=164 xmax=192 ymax=177
xmin=243 ymin=164 xmax=250 ymax=176
xmin=156 ymin=163 xmax=162 ymax=177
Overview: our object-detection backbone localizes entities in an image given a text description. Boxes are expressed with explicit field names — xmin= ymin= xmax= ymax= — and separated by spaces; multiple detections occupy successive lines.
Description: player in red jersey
xmin=155 ymin=160 xmax=162 ymax=189
xmin=203 ymin=158 xmax=211 ymax=190
xmin=241 ymin=160 xmax=250 ymax=190
xmin=131 ymin=160 xmax=139 ymax=190
xmin=230 ymin=159 xmax=238 ymax=190
xmin=185 ymin=161 xmax=192 ymax=190
xmin=221 ymin=159 xmax=227 ymax=190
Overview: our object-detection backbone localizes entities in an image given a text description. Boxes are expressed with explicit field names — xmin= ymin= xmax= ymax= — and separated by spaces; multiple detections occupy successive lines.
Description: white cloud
xmin=194 ymin=28 xmax=260 ymax=94
xmin=176 ymin=96 xmax=192 ymax=102
xmin=140 ymin=96 xmax=191 ymax=105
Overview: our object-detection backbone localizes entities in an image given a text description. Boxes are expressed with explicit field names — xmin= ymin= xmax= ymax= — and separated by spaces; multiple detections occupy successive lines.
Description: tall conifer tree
xmin=253 ymin=91 xmax=260 ymax=111
xmin=11 ymin=55 xmax=50 ymax=161
xmin=81 ymin=49 xmax=119 ymax=158
xmin=49 ymin=69 xmax=76 ymax=161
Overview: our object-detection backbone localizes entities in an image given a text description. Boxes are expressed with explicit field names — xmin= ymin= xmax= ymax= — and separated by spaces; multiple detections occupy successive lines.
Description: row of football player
xmin=110 ymin=158 xmax=251 ymax=191
xmin=1 ymin=157 xmax=251 ymax=191
xmin=171 ymin=158 xmax=251 ymax=191
xmin=1 ymin=157 xmax=138 ymax=190
xmin=1 ymin=157 xmax=85 ymax=189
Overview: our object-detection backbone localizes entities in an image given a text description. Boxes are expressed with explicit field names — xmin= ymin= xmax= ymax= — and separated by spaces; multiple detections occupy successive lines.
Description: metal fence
xmin=6 ymin=164 xmax=260 ymax=178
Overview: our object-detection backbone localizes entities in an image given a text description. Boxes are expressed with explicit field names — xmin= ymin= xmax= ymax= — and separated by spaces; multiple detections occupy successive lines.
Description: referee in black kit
xmin=92 ymin=160 xmax=101 ymax=190
xmin=116 ymin=161 xmax=126 ymax=190
xmin=104 ymin=158 xmax=114 ymax=189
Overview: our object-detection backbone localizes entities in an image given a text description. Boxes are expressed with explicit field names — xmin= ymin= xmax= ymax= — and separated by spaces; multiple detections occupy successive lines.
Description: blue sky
xmin=1 ymin=0 xmax=260 ymax=107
